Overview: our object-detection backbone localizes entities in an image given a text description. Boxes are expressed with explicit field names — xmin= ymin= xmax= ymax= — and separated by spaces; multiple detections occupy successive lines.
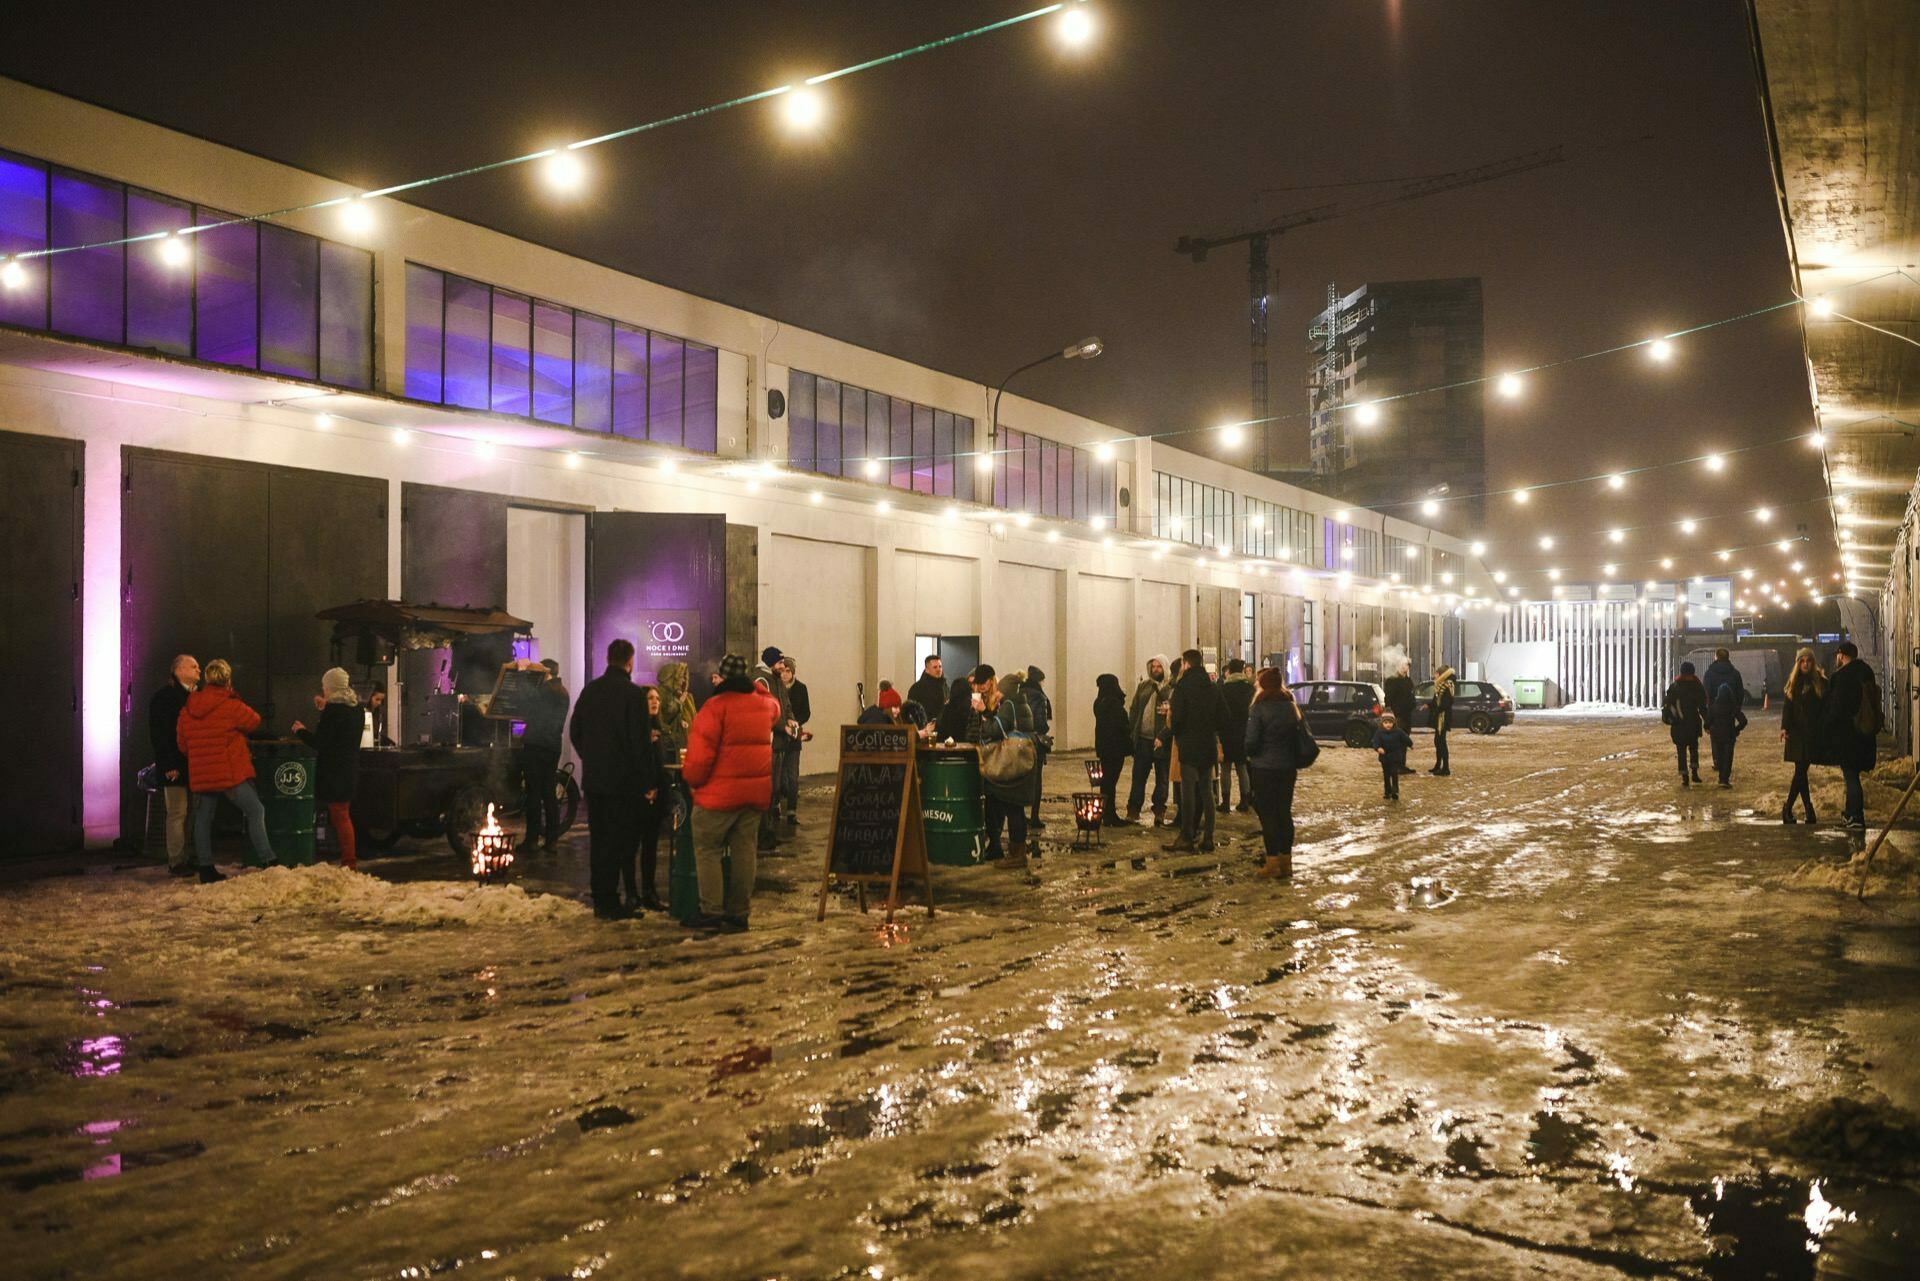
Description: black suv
xmin=1288 ymin=681 xmax=1388 ymax=748
xmin=1413 ymin=680 xmax=1514 ymax=734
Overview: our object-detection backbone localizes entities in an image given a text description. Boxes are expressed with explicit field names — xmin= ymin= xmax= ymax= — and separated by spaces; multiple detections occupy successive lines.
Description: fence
xmin=1496 ymin=600 xmax=1678 ymax=708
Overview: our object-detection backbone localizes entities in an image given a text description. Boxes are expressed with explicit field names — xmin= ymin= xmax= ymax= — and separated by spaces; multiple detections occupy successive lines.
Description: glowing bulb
xmin=1538 ymin=536 xmax=1554 ymax=551
xmin=1513 ymin=489 xmax=1530 ymax=505
xmin=1809 ymin=296 xmax=1834 ymax=317
xmin=159 ymin=234 xmax=191 ymax=268
xmin=390 ymin=427 xmax=411 ymax=447
xmin=1661 ymin=557 xmax=1673 ymax=569
xmin=1680 ymin=519 xmax=1697 ymax=535
xmin=1421 ymin=499 xmax=1439 ymax=517
xmin=1015 ymin=512 xmax=1032 ymax=528
xmin=1608 ymin=529 xmax=1625 ymax=544
xmin=1648 ymin=338 xmax=1673 ymax=361
xmin=1755 ymin=506 xmax=1772 ymax=522
xmin=809 ymin=490 xmax=824 ymax=505
xmin=1607 ymin=473 xmax=1626 ymax=491
xmin=1353 ymin=402 xmax=1381 ymax=426
xmin=1492 ymin=570 xmax=1506 ymax=583
xmin=1791 ymin=560 xmax=1803 ymax=572
xmin=1704 ymin=453 xmax=1725 ymax=472
xmin=782 ymin=87 xmax=825 ymax=130
xmin=1219 ymin=423 xmax=1244 ymax=448
xmin=563 ymin=452 xmax=582 ymax=469
xmin=1469 ymin=541 xmax=1486 ymax=556
xmin=1497 ymin=372 xmax=1522 ymax=398
xmin=1168 ymin=515 xmax=1183 ymax=531
xmin=1331 ymin=509 xmax=1349 ymax=522
xmin=1548 ymin=568 xmax=1561 ymax=581
xmin=861 ymin=459 xmax=880 ymax=479
xmin=1093 ymin=441 xmax=1115 ymax=462
xmin=1057 ymin=4 xmax=1094 ymax=45
xmin=1340 ymin=546 xmax=1354 ymax=561
xmin=314 ymin=414 xmax=333 ymax=429
xmin=875 ymin=500 xmax=891 ymax=514
xmin=340 ymin=198 xmax=375 ymax=235
xmin=542 ymin=151 xmax=585 ymax=192
xmin=476 ymin=441 xmax=497 ymax=459
xmin=1507 ymin=586 xmax=1519 ymax=598
xmin=1717 ymin=549 xmax=1731 ymax=562
xmin=974 ymin=451 xmax=995 ymax=473
xmin=1603 ymin=564 xmax=1616 ymax=576
xmin=0 ymin=259 xmax=25 ymax=289
xmin=1046 ymin=529 xmax=1060 ymax=543
xmin=1248 ymin=513 xmax=1264 ymax=529
xmin=659 ymin=459 xmax=678 ymax=476
xmin=943 ymin=506 xmax=959 ymax=522
xmin=1404 ymin=545 xmax=1419 ymax=559
xmin=1777 ymin=540 xmax=1792 ymax=553
xmin=1090 ymin=514 xmax=1106 ymax=531
xmin=746 ymin=479 xmax=761 ymax=494
xmin=1809 ymin=431 xmax=1825 ymax=448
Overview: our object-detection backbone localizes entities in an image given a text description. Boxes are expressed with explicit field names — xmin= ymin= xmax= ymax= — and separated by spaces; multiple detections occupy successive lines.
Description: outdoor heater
xmin=1072 ymin=792 xmax=1105 ymax=847
xmin=1083 ymin=759 xmax=1104 ymax=784
xmin=469 ymin=803 xmax=516 ymax=883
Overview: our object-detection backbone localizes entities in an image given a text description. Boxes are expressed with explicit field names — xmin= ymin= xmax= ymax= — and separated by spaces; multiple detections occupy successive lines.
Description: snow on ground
xmin=1525 ymin=700 xmax=1657 ymax=718
xmin=3 ymin=713 xmax=1917 ymax=1279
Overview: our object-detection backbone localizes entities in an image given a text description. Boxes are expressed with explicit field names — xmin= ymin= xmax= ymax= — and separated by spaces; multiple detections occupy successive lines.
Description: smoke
xmin=1374 ymin=640 xmax=1411 ymax=676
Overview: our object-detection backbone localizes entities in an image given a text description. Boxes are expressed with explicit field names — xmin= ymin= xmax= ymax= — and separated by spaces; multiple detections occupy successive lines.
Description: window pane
xmin=1023 ymin=435 xmax=1042 ymax=513
xmin=612 ymin=324 xmax=648 ymax=439
xmin=953 ymin=415 xmax=976 ymax=504
xmin=193 ymin=209 xmax=257 ymax=368
xmin=911 ymin=404 xmax=935 ymax=495
xmin=1069 ymin=448 xmax=1084 ymax=520
xmin=867 ymin=394 xmax=891 ymax=489
xmin=0 ymin=152 xmax=48 ymax=329
xmin=786 ymin=371 xmax=816 ymax=471
xmin=126 ymin=191 xmax=191 ymax=356
xmin=890 ymin=397 xmax=912 ymax=490
xmin=490 ymin=289 xmax=531 ymax=417
xmin=443 ymin=275 xmax=491 ymax=409
xmin=574 ymin=313 xmax=613 ymax=432
xmin=683 ymin=343 xmax=718 ymax=453
xmin=1002 ymin=429 xmax=1022 ymax=509
xmin=816 ymin=378 xmax=842 ymax=476
xmin=50 ymin=169 xmax=123 ymax=343
xmin=258 ymin=224 xmax=318 ymax=379
xmin=318 ymin=240 xmax=373 ymax=389
xmin=932 ymin=410 xmax=954 ymax=498
xmin=403 ymin=264 xmax=444 ymax=401
xmin=532 ymin=302 xmax=572 ymax=424
xmin=647 ymin=333 xmax=684 ymax=447
xmin=841 ymin=386 xmax=867 ymax=478
xmin=1040 ymin=440 xmax=1059 ymax=517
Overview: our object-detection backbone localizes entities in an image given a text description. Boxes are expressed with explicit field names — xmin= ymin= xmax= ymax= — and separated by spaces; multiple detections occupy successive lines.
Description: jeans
xmin=586 ymin=792 xmax=642 ymax=913
xmin=1842 ymin=766 xmax=1865 ymax=822
xmin=1380 ymin=759 xmax=1400 ymax=799
xmin=1028 ymin=751 xmax=1047 ymax=821
xmin=630 ymin=795 xmax=664 ymax=903
xmin=1219 ymin=759 xmax=1251 ymax=809
xmin=1126 ymin=735 xmax=1168 ymax=813
xmin=191 ymin=781 xmax=273 ymax=867
xmin=520 ymin=745 xmax=560 ymax=845
xmin=774 ymin=748 xmax=801 ymax=818
xmin=1250 ymin=767 xmax=1296 ymax=856
xmin=985 ymin=793 xmax=1029 ymax=857
xmin=692 ymin=805 xmax=760 ymax=919
xmin=1674 ymin=740 xmax=1699 ymax=778
xmin=1178 ymin=762 xmax=1216 ymax=845
xmin=162 ymin=785 xmax=193 ymax=867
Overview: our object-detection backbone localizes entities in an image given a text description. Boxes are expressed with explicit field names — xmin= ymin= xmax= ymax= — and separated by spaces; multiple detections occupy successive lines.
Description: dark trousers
xmin=1708 ymin=727 xmax=1737 ymax=782
xmin=1842 ymin=766 xmax=1865 ymax=822
xmin=521 ymin=745 xmax=560 ymax=845
xmin=1219 ymin=758 xmax=1251 ymax=808
xmin=1674 ymin=740 xmax=1699 ymax=778
xmin=1179 ymin=762 xmax=1216 ymax=844
xmin=1433 ymin=725 xmax=1451 ymax=773
xmin=624 ymin=795 xmax=664 ymax=904
xmin=1787 ymin=761 xmax=1814 ymax=814
xmin=586 ymin=792 xmax=642 ymax=913
xmin=1098 ymin=754 xmax=1125 ymax=820
xmin=1127 ymin=735 xmax=1168 ymax=812
xmin=1028 ymin=751 xmax=1047 ymax=821
xmin=1381 ymin=759 xmax=1401 ymax=799
xmin=985 ymin=793 xmax=1028 ymax=856
xmin=1250 ymin=767 xmax=1296 ymax=856
xmin=774 ymin=747 xmax=800 ymax=817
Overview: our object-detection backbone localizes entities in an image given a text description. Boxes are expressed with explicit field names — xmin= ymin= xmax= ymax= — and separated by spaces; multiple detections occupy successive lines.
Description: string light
xmin=974 ymin=451 xmax=995 ymax=473
xmin=1513 ymin=489 xmax=1530 ymax=505
xmin=1809 ymin=431 xmax=1825 ymax=448
xmin=0 ymin=259 xmax=24 ymax=289
xmin=1808 ymin=296 xmax=1834 ymax=317
xmin=541 ymin=151 xmax=586 ymax=192
xmin=1607 ymin=529 xmax=1625 ymax=543
xmin=1014 ymin=512 xmax=1032 ymax=528
xmin=1469 ymin=541 xmax=1486 ymax=556
xmin=1606 ymin=473 xmax=1626 ymax=490
xmin=659 ymin=459 xmax=678 ymax=476
xmin=809 ymin=490 xmax=824 ymax=505
xmin=862 ymin=459 xmax=881 ymax=479
xmin=1219 ymin=423 xmax=1244 ymax=448
xmin=875 ymin=499 xmax=892 ymax=514
xmin=1680 ymin=519 xmax=1697 ymax=534
xmin=339 ymin=198 xmax=375 ymax=234
xmin=390 ymin=427 xmax=411 ymax=447
xmin=1421 ymin=499 xmax=1440 ymax=516
xmin=1093 ymin=441 xmax=1115 ymax=462
xmin=1661 ymin=557 xmax=1673 ymax=569
xmin=159 ymin=234 xmax=191 ymax=268
xmin=782 ymin=87 xmax=826 ymax=130
xmin=1776 ymin=539 xmax=1793 ymax=553
xmin=1353 ymin=402 xmax=1382 ymax=426
xmin=1057 ymin=3 xmax=1095 ymax=45
xmin=1703 ymin=453 xmax=1725 ymax=472
xmin=1648 ymin=338 xmax=1674 ymax=362
xmin=1497 ymin=372 xmax=1523 ymax=398
xmin=1538 ymin=535 xmax=1554 ymax=550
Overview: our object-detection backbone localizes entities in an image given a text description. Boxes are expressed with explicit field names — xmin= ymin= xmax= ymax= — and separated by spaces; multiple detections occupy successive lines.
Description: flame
xmin=480 ymin=803 xmax=503 ymax=837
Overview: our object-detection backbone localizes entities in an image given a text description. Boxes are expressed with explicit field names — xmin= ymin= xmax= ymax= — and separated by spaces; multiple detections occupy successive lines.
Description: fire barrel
xmin=920 ymin=746 xmax=986 ymax=866
xmin=249 ymin=739 xmax=318 ymax=867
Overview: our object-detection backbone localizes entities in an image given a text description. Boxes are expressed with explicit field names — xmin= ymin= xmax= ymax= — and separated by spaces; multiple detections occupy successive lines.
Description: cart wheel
xmin=443 ymin=783 xmax=495 ymax=858
xmin=554 ymin=770 xmax=581 ymax=837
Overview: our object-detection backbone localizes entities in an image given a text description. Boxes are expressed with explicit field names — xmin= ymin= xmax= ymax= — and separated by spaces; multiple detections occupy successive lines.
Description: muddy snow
xmin=2 ymin=713 xmax=1916 ymax=1279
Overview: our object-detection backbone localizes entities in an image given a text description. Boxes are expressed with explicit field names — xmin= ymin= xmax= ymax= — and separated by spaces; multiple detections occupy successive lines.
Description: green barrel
xmin=666 ymin=773 xmax=728 ymax=923
xmin=250 ymin=740 xmax=317 ymax=867
xmin=921 ymin=747 xmax=986 ymax=866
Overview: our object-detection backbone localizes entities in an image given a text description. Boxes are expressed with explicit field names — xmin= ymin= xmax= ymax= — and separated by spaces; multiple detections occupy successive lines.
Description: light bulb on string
xmin=1497 ymin=372 xmax=1523 ymax=398
xmin=1754 ymin=506 xmax=1772 ymax=522
xmin=875 ymin=500 xmax=892 ymax=514
xmin=1548 ymin=568 xmax=1561 ymax=581
xmin=781 ymin=86 xmax=826 ymax=131
xmin=340 ymin=198 xmax=375 ymax=235
xmin=1808 ymin=296 xmax=1834 ymax=317
xmin=861 ymin=459 xmax=881 ymax=479
xmin=1809 ymin=431 xmax=1825 ymax=449
xmin=541 ymin=151 xmax=586 ymax=193
xmin=1093 ymin=441 xmax=1115 ymax=462
xmin=974 ymin=451 xmax=995 ymax=474
xmin=1648 ymin=338 xmax=1673 ymax=362
xmin=1608 ymin=529 xmax=1625 ymax=544
xmin=1603 ymin=564 xmax=1616 ymax=577
xmin=1777 ymin=540 xmax=1793 ymax=553
xmin=1421 ymin=499 xmax=1439 ymax=517
xmin=1661 ymin=557 xmax=1673 ymax=570
xmin=0 ymin=258 xmax=25 ymax=290
xmin=1219 ymin=423 xmax=1244 ymax=448
xmin=1680 ymin=519 xmax=1697 ymax=535
xmin=159 ymin=234 xmax=191 ymax=268
xmin=1353 ymin=402 xmax=1382 ymax=426
xmin=1703 ymin=453 xmax=1725 ymax=472
xmin=1056 ymin=4 xmax=1095 ymax=46
xmin=1606 ymin=473 xmax=1626 ymax=491
xmin=1513 ymin=489 xmax=1530 ymax=505
xmin=1538 ymin=535 xmax=1554 ymax=551
xmin=1469 ymin=541 xmax=1486 ymax=556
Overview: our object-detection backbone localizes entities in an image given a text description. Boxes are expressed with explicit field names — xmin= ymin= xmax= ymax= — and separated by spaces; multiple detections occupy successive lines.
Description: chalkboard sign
xmin=483 ymin=663 xmax=555 ymax=722
xmin=818 ymin=724 xmax=934 ymax=925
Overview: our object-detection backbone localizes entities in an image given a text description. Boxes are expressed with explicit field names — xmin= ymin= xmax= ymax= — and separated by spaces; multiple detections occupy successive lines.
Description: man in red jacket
xmin=176 ymin=658 xmax=276 ymax=881
xmin=681 ymin=652 xmax=779 ymax=932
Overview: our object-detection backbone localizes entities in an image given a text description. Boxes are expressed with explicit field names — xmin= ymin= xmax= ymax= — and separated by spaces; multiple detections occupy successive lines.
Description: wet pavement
xmin=2 ymin=713 xmax=1917 ymax=1279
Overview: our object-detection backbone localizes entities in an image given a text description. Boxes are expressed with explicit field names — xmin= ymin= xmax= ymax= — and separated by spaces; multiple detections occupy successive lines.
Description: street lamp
xmin=988 ymin=336 xmax=1103 ymax=472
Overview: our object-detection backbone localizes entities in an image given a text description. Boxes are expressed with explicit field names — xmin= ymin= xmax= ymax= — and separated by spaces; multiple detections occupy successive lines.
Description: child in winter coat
xmin=1704 ymin=681 xmax=1748 ymax=788
xmin=1372 ymin=714 xmax=1413 ymax=801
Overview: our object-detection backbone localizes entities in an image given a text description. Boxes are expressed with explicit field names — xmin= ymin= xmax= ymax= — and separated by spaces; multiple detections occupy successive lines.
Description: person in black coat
xmin=1778 ymin=646 xmax=1826 ymax=824
xmin=1703 ymin=648 xmax=1746 ymax=708
xmin=149 ymin=654 xmax=199 ymax=874
xmin=1704 ymin=681 xmax=1748 ymax=788
xmin=630 ymin=685 xmax=668 ymax=912
xmin=1092 ymin=673 xmax=1132 ymax=825
xmin=1217 ymin=660 xmax=1256 ymax=812
xmin=935 ymin=677 xmax=978 ymax=745
xmin=907 ymin=655 xmax=949 ymax=726
xmin=1819 ymin=641 xmax=1879 ymax=828
xmin=568 ymin=639 xmax=657 ymax=919
xmin=1244 ymin=668 xmax=1307 ymax=879
xmin=1382 ymin=662 xmax=1417 ymax=775
xmin=293 ymin=667 xmax=364 ymax=870
xmin=1663 ymin=662 xmax=1708 ymax=786
xmin=1167 ymin=649 xmax=1226 ymax=853
xmin=518 ymin=659 xmax=570 ymax=853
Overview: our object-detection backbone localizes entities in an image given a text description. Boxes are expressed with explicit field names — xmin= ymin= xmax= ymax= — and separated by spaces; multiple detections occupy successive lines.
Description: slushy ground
xmin=3 ymin=713 xmax=1918 ymax=1280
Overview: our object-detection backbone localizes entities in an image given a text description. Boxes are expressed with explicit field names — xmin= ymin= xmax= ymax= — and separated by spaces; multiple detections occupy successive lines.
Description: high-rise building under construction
xmin=1302 ymin=278 xmax=1487 ymax=534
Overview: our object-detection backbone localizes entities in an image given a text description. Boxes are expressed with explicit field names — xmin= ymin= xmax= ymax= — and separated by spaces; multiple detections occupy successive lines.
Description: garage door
xmin=1138 ymin=580 xmax=1187 ymax=673
xmin=1067 ymin=574 xmax=1132 ymax=749
xmin=992 ymin=563 xmax=1059 ymax=704
xmin=766 ymin=535 xmax=867 ymax=774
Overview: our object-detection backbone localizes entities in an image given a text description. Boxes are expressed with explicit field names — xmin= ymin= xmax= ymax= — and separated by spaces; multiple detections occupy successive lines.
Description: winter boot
xmin=1781 ymin=802 xmax=1796 ymax=825
xmin=1151 ymin=804 xmax=1168 ymax=828
xmin=1001 ymin=841 xmax=1030 ymax=870
xmin=197 ymin=864 xmax=226 ymax=884
xmin=1257 ymin=853 xmax=1292 ymax=880
xmin=1162 ymin=834 xmax=1196 ymax=853
xmin=1690 ymin=771 xmax=1703 ymax=784
xmin=1803 ymin=799 xmax=1817 ymax=824
xmin=1679 ymin=772 xmax=1690 ymax=788
xmin=1124 ymin=804 xmax=1141 ymax=824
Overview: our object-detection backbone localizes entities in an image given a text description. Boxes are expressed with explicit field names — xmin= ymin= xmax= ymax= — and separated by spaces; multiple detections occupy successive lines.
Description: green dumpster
xmin=1512 ymin=678 xmax=1547 ymax=710
xmin=920 ymin=747 xmax=986 ymax=866
xmin=250 ymin=739 xmax=317 ymax=867
xmin=665 ymin=771 xmax=728 ymax=923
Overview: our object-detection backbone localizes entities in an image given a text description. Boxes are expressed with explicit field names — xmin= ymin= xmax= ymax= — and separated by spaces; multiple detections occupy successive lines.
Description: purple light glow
xmin=66 ymin=1035 xmax=125 ymax=1078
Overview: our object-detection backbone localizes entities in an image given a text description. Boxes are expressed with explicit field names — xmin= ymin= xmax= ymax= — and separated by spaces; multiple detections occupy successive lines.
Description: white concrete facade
xmin=0 ymin=78 xmax=1495 ymax=846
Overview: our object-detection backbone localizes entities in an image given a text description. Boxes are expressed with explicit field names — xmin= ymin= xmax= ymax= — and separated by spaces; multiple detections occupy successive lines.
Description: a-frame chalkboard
xmin=818 ymin=724 xmax=934 ymax=925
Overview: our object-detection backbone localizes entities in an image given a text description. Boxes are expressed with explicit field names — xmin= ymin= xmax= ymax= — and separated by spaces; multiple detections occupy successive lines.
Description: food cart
xmin=316 ymin=600 xmax=580 ymax=858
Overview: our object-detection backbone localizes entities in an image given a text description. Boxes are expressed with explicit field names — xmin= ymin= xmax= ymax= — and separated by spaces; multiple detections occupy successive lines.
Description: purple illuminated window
xmin=932 ymin=410 xmax=955 ymax=498
xmin=890 ymin=397 xmax=912 ymax=491
xmin=443 ymin=275 xmax=490 ymax=409
xmin=1041 ymin=440 xmax=1060 ymax=517
xmin=532 ymin=302 xmax=572 ymax=425
xmin=786 ymin=371 xmax=816 ymax=471
xmin=1023 ymin=435 xmax=1042 ymax=513
xmin=612 ymin=324 xmax=648 ymax=439
xmin=683 ymin=343 xmax=718 ymax=452
xmin=126 ymin=190 xmax=191 ymax=356
xmin=911 ymin=405 xmax=934 ymax=495
xmin=49 ymin=169 xmax=123 ymax=343
xmin=318 ymin=241 xmax=372 ymax=389
xmin=841 ymin=386 xmax=866 ymax=477
xmin=815 ymin=378 xmax=842 ymax=476
xmin=574 ymin=313 xmax=613 ymax=432
xmin=0 ymin=152 xmax=49 ymax=330
xmin=648 ymin=334 xmax=683 ymax=447
xmin=193 ymin=210 xmax=258 ymax=369
xmin=953 ymin=415 xmax=976 ymax=504
xmin=258 ymin=224 xmax=318 ymax=379
xmin=491 ymin=290 xmax=531 ymax=418
xmin=404 ymin=264 xmax=444 ymax=401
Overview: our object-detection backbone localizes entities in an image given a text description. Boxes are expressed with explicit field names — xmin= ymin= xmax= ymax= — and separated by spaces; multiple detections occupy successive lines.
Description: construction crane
xmin=1175 ymin=144 xmax=1568 ymax=474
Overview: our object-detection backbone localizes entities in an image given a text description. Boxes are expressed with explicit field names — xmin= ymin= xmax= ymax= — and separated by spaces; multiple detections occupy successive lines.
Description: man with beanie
xmin=149 ymin=654 xmax=199 ymax=875
xmin=569 ymin=639 xmax=653 ymax=920
xmin=683 ymin=653 xmax=780 ymax=932
xmin=518 ymin=658 xmax=570 ymax=853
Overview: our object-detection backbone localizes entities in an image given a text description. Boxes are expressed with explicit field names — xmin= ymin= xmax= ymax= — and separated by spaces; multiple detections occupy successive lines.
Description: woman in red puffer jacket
xmin=176 ymin=659 xmax=276 ymax=881
xmin=679 ymin=654 xmax=779 ymax=930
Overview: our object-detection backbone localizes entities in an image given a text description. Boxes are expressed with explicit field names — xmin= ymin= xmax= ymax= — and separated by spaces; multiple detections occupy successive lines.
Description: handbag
xmin=979 ymin=735 xmax=1037 ymax=785
xmin=1293 ymin=722 xmax=1321 ymax=770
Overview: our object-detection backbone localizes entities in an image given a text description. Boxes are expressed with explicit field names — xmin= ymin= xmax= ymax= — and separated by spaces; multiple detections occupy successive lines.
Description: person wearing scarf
xmin=1428 ymin=664 xmax=1457 ymax=777
xmin=294 ymin=667 xmax=362 ymax=870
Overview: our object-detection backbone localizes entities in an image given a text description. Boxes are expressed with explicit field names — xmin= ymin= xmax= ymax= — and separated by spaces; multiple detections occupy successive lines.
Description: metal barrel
xmin=665 ymin=775 xmax=728 ymax=922
xmin=920 ymin=747 xmax=986 ymax=866
xmin=250 ymin=740 xmax=317 ymax=866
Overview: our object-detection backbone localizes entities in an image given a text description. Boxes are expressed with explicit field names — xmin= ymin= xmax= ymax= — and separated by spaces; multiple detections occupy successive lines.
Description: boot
xmin=1781 ymin=802 xmax=1796 ymax=825
xmin=197 ymin=864 xmax=226 ymax=883
xmin=1803 ymin=799 xmax=1817 ymax=824
xmin=1001 ymin=841 xmax=1030 ymax=870
xmin=1124 ymin=804 xmax=1142 ymax=824
xmin=1257 ymin=853 xmax=1292 ymax=880
xmin=1679 ymin=772 xmax=1690 ymax=788
xmin=1162 ymin=834 xmax=1196 ymax=853
xmin=1690 ymin=771 xmax=1703 ymax=784
xmin=1151 ymin=804 xmax=1168 ymax=828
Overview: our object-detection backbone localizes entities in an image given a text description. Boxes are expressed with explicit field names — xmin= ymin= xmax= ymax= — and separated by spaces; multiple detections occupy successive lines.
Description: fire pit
xmin=469 ymin=803 xmax=516 ymax=882
xmin=1082 ymin=759 xmax=1104 ymax=784
xmin=1071 ymin=792 xmax=1105 ymax=848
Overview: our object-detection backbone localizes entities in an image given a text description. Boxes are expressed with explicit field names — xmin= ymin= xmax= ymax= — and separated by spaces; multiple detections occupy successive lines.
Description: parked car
xmin=1412 ymin=679 xmax=1514 ymax=734
xmin=1288 ymin=681 xmax=1388 ymax=748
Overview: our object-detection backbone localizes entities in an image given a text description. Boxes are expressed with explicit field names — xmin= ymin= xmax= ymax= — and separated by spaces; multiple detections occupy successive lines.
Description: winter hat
xmin=1027 ymin=665 xmax=1045 ymax=685
xmin=720 ymin=653 xmax=750 ymax=681
xmin=1680 ymin=660 xmax=1696 ymax=676
xmin=1253 ymin=667 xmax=1288 ymax=701
xmin=760 ymin=646 xmax=783 ymax=667
xmin=322 ymin=667 xmax=358 ymax=706
xmin=878 ymin=686 xmax=903 ymax=710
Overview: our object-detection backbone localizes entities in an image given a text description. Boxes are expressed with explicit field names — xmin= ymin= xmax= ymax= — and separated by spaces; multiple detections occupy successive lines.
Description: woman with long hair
xmin=293 ymin=667 xmax=362 ymax=870
xmin=1244 ymin=668 xmax=1306 ymax=880
xmin=1092 ymin=673 xmax=1132 ymax=825
xmin=1779 ymin=646 xmax=1826 ymax=823
xmin=936 ymin=677 xmax=976 ymax=744
xmin=627 ymin=684 xmax=667 ymax=911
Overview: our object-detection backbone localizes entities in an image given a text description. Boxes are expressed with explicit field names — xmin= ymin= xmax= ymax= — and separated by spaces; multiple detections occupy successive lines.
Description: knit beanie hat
xmin=878 ymin=686 xmax=902 ymax=710
xmin=720 ymin=653 xmax=750 ymax=681
xmin=760 ymin=646 xmax=783 ymax=667
xmin=322 ymin=667 xmax=359 ymax=706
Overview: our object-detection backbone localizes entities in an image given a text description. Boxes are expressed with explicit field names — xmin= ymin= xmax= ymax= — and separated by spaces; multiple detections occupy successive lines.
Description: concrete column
xmin=1058 ymin=567 xmax=1079 ymax=748
xmin=872 ymin=540 xmax=898 ymax=709
xmin=82 ymin=437 xmax=121 ymax=845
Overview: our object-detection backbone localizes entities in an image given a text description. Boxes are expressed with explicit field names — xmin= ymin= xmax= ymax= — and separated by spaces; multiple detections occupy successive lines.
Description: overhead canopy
xmin=1749 ymin=0 xmax=1920 ymax=600
xmin=317 ymin=599 xmax=532 ymax=651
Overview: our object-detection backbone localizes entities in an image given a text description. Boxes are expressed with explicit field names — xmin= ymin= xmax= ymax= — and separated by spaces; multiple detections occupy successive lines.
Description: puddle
xmin=57 ymin=1035 xmax=126 ymax=1078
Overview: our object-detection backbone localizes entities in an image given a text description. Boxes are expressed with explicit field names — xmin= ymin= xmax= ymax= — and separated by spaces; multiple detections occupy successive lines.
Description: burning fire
xmin=471 ymin=803 xmax=516 ymax=881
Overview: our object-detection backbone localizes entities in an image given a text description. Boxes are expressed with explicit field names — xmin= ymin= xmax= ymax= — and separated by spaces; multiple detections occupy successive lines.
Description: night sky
xmin=0 ymin=0 xmax=1832 ymax=623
